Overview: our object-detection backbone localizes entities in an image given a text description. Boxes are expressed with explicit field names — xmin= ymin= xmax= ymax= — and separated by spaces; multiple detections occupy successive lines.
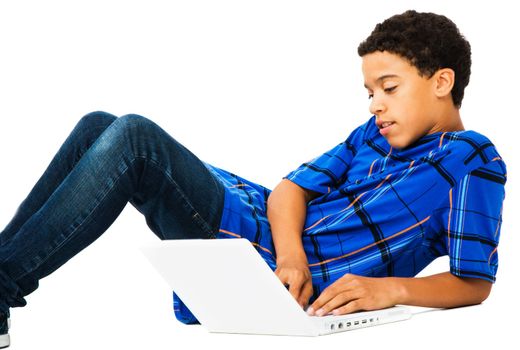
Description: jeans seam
xmin=208 ymin=176 xmax=225 ymax=239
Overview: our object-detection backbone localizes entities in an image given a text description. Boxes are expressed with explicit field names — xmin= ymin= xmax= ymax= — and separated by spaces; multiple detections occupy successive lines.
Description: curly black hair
xmin=357 ymin=10 xmax=471 ymax=108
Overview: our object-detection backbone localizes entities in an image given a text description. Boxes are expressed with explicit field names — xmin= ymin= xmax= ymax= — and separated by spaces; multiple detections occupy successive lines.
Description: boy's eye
xmin=368 ymin=86 xmax=396 ymax=99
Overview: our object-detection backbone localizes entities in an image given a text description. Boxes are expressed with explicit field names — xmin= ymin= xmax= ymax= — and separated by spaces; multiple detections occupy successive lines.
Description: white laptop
xmin=140 ymin=238 xmax=412 ymax=336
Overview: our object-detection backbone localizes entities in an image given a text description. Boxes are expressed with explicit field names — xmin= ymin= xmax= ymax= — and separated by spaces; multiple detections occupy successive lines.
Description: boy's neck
xmin=434 ymin=103 xmax=465 ymax=133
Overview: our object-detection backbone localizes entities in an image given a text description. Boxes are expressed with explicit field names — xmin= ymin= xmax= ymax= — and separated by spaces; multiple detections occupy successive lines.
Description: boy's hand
xmin=274 ymin=256 xmax=313 ymax=309
xmin=306 ymin=273 xmax=401 ymax=316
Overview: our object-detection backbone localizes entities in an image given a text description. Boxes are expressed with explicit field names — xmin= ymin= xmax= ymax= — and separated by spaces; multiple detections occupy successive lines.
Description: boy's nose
xmin=369 ymin=98 xmax=386 ymax=116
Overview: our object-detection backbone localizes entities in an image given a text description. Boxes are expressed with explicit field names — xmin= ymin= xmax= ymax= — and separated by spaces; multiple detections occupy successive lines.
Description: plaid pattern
xmin=172 ymin=115 xmax=507 ymax=324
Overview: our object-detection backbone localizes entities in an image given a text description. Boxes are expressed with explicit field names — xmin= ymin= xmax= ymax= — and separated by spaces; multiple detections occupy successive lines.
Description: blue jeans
xmin=0 ymin=111 xmax=225 ymax=313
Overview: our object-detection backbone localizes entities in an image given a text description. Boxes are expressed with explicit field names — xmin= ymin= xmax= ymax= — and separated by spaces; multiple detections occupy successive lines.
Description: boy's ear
xmin=433 ymin=68 xmax=455 ymax=99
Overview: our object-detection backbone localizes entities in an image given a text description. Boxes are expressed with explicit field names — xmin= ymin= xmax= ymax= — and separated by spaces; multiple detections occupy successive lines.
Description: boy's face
xmin=362 ymin=50 xmax=442 ymax=149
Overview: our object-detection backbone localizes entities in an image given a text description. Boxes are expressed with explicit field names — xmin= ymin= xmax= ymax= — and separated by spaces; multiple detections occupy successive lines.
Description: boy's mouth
xmin=377 ymin=120 xmax=395 ymax=136
xmin=376 ymin=120 xmax=395 ymax=129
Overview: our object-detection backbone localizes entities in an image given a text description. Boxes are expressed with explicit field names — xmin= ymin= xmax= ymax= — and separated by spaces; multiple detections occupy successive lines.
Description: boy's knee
xmin=80 ymin=111 xmax=118 ymax=125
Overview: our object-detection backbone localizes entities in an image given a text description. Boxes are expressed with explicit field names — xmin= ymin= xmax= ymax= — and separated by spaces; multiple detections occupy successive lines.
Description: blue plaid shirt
xmin=173 ymin=115 xmax=507 ymax=324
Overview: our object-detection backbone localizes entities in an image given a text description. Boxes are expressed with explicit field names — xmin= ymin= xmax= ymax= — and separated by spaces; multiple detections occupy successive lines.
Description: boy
xmin=173 ymin=9 xmax=506 ymax=323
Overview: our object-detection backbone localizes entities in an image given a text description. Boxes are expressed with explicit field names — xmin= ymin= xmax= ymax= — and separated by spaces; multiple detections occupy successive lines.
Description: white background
xmin=0 ymin=1 xmax=518 ymax=349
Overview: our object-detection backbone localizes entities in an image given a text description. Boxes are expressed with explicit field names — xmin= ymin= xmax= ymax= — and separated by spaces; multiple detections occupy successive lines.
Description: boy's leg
xmin=0 ymin=111 xmax=118 ymax=245
xmin=0 ymin=113 xmax=225 ymax=313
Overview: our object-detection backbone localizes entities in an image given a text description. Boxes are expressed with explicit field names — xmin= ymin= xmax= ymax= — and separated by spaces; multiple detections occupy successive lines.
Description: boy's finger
xmin=298 ymin=281 xmax=314 ymax=308
xmin=287 ymin=278 xmax=304 ymax=302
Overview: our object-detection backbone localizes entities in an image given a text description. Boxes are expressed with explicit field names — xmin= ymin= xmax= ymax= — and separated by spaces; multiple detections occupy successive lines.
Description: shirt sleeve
xmin=430 ymin=159 xmax=507 ymax=283
xmin=282 ymin=119 xmax=370 ymax=195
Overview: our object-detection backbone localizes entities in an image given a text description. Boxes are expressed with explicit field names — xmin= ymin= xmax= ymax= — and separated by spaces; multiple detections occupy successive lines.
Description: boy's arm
xmin=267 ymin=179 xmax=321 ymax=307
xmin=307 ymin=271 xmax=492 ymax=316
xmin=267 ymin=179 xmax=311 ymax=262
xmin=394 ymin=271 xmax=492 ymax=308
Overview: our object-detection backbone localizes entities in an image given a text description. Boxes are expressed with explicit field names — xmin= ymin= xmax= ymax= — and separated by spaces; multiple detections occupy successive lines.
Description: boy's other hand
xmin=306 ymin=273 xmax=401 ymax=317
xmin=274 ymin=256 xmax=313 ymax=309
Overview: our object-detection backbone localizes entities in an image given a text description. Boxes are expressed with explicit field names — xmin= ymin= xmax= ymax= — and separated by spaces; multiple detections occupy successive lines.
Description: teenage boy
xmin=0 ymin=10 xmax=507 ymax=348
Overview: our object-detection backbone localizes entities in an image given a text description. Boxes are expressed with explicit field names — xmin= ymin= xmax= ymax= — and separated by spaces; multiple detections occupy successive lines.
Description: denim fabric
xmin=0 ymin=111 xmax=225 ymax=313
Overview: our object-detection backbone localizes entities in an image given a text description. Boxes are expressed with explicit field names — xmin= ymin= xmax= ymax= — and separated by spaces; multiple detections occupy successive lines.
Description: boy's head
xmin=357 ymin=10 xmax=471 ymax=149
